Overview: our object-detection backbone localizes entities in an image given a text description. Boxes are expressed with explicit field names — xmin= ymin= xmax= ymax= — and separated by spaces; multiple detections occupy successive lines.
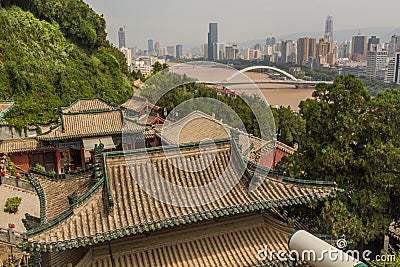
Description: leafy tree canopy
xmin=0 ymin=5 xmax=132 ymax=128
xmin=282 ymin=74 xmax=400 ymax=247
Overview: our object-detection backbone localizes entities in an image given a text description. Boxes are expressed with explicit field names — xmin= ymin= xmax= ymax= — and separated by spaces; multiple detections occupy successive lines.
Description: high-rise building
xmin=316 ymin=38 xmax=335 ymax=67
xmin=154 ymin=42 xmax=160 ymax=56
xmin=203 ymin=44 xmax=208 ymax=59
xmin=208 ymin=23 xmax=218 ymax=60
xmin=281 ymin=40 xmax=296 ymax=64
xmin=166 ymin=46 xmax=175 ymax=57
xmin=366 ymin=45 xmax=388 ymax=80
xmin=385 ymin=52 xmax=400 ymax=84
xmin=266 ymin=36 xmax=276 ymax=46
xmin=297 ymin=37 xmax=316 ymax=65
xmin=120 ymin=47 xmax=132 ymax=69
xmin=368 ymin=36 xmax=380 ymax=51
xmin=118 ymin=27 xmax=126 ymax=49
xmin=176 ymin=44 xmax=183 ymax=59
xmin=324 ymin=16 xmax=334 ymax=42
xmin=351 ymin=34 xmax=368 ymax=61
xmin=148 ymin=40 xmax=154 ymax=53
xmin=388 ymin=34 xmax=400 ymax=57
xmin=225 ymin=45 xmax=238 ymax=60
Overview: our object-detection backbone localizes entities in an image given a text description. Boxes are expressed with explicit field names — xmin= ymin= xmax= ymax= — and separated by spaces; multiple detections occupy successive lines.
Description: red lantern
xmin=9 ymin=223 xmax=15 ymax=229
xmin=16 ymin=173 xmax=21 ymax=179
xmin=1 ymin=169 xmax=6 ymax=176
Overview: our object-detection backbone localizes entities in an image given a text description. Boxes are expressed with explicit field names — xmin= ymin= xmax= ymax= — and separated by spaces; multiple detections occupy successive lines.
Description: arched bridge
xmin=226 ymin=66 xmax=298 ymax=82
xmin=222 ymin=66 xmax=332 ymax=88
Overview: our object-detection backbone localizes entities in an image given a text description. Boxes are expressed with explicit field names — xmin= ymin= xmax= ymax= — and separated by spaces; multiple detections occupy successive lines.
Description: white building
xmin=120 ymin=47 xmax=133 ymax=70
xmin=366 ymin=45 xmax=388 ymax=80
xmin=385 ymin=52 xmax=400 ymax=84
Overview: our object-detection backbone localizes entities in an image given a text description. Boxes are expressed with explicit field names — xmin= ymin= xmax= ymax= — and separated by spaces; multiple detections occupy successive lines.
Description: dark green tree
xmin=272 ymin=106 xmax=305 ymax=146
xmin=286 ymin=75 xmax=400 ymax=247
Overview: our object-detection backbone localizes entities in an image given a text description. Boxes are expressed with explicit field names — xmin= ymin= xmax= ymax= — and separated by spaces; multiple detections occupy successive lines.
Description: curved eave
xmin=24 ymin=189 xmax=338 ymax=252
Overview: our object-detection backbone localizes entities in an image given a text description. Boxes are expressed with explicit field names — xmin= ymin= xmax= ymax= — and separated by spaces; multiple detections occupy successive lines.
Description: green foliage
xmin=361 ymin=78 xmax=400 ymax=96
xmin=0 ymin=6 xmax=132 ymax=128
xmin=272 ymin=106 xmax=305 ymax=146
xmin=34 ymin=163 xmax=45 ymax=172
xmin=140 ymin=73 xmax=275 ymax=138
xmin=6 ymin=157 xmax=17 ymax=176
xmin=284 ymin=74 xmax=400 ymax=246
xmin=4 ymin=196 xmax=22 ymax=213
xmin=152 ymin=61 xmax=169 ymax=74
xmin=1 ymin=0 xmax=106 ymax=50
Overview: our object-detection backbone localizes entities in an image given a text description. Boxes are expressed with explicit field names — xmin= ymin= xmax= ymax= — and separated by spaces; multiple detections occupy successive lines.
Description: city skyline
xmin=84 ymin=0 xmax=399 ymax=48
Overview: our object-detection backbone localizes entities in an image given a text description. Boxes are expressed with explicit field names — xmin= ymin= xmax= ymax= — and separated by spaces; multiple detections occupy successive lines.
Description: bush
xmin=6 ymin=157 xmax=17 ymax=176
xmin=34 ymin=163 xmax=45 ymax=172
xmin=5 ymin=197 xmax=22 ymax=213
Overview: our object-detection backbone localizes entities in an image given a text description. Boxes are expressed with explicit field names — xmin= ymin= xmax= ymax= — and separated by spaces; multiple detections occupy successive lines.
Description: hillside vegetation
xmin=0 ymin=0 xmax=132 ymax=128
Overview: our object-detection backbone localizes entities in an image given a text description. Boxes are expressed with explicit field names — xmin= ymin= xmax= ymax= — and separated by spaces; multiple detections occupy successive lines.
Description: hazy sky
xmin=84 ymin=0 xmax=400 ymax=48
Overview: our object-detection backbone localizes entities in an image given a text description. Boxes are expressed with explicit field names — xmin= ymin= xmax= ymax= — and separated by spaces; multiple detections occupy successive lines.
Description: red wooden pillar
xmin=80 ymin=148 xmax=85 ymax=169
xmin=55 ymin=150 xmax=62 ymax=174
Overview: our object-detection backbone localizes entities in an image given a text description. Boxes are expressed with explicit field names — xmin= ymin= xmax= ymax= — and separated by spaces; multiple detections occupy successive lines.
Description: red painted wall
xmin=10 ymin=154 xmax=30 ymax=172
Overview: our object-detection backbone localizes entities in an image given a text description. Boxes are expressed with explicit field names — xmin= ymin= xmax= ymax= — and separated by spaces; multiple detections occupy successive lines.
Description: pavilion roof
xmin=121 ymin=96 xmax=160 ymax=114
xmin=0 ymin=137 xmax=53 ymax=154
xmin=60 ymin=98 xmax=118 ymax=114
xmin=155 ymin=110 xmax=296 ymax=162
xmin=38 ymin=110 xmax=145 ymax=141
xmin=82 ymin=214 xmax=300 ymax=267
xmin=25 ymin=139 xmax=337 ymax=252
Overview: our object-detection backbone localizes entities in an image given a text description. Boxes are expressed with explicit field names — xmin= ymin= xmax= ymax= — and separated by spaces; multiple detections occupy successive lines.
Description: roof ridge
xmin=60 ymin=97 xmax=118 ymax=110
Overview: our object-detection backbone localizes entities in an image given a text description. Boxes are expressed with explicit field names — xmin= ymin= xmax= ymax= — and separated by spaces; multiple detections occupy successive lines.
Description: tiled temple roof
xmin=38 ymin=111 xmax=144 ymax=141
xmin=0 ymin=137 xmax=52 ymax=154
xmin=25 ymin=139 xmax=337 ymax=252
xmin=121 ymin=96 xmax=160 ymax=113
xmin=30 ymin=169 xmax=97 ymax=222
xmin=85 ymin=214 xmax=300 ymax=267
xmin=39 ymin=98 xmax=147 ymax=141
xmin=0 ymin=100 xmax=14 ymax=121
xmin=156 ymin=110 xmax=296 ymax=162
xmin=61 ymin=98 xmax=118 ymax=114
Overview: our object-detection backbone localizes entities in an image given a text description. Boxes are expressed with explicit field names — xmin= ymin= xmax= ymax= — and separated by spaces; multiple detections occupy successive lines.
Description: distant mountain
xmin=237 ymin=27 xmax=400 ymax=47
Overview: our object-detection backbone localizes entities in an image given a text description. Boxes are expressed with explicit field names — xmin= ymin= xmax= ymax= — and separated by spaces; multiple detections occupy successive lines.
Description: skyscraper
xmin=208 ymin=23 xmax=218 ymax=60
xmin=388 ymin=35 xmax=400 ymax=57
xmin=281 ymin=40 xmax=295 ymax=64
xmin=266 ymin=36 xmax=276 ymax=46
xmin=385 ymin=52 xmax=400 ymax=84
xmin=366 ymin=45 xmax=387 ymax=80
xmin=324 ymin=16 xmax=334 ymax=42
xmin=118 ymin=27 xmax=126 ymax=49
xmin=368 ymin=36 xmax=380 ymax=51
xmin=148 ymin=40 xmax=154 ymax=53
xmin=154 ymin=42 xmax=160 ymax=56
xmin=297 ymin=37 xmax=316 ymax=65
xmin=176 ymin=44 xmax=183 ymax=59
xmin=351 ymin=34 xmax=368 ymax=61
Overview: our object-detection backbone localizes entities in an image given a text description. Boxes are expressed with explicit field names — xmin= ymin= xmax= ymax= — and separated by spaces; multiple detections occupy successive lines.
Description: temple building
xmin=1 ymin=98 xmax=159 ymax=173
xmin=1 ymin=97 xmax=336 ymax=266
xmin=20 ymin=112 xmax=338 ymax=266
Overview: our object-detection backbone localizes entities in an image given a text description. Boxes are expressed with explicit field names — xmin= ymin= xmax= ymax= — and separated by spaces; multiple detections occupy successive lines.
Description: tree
xmin=5 ymin=197 xmax=22 ymax=213
xmin=272 ymin=106 xmax=305 ymax=146
xmin=286 ymin=75 xmax=400 ymax=247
